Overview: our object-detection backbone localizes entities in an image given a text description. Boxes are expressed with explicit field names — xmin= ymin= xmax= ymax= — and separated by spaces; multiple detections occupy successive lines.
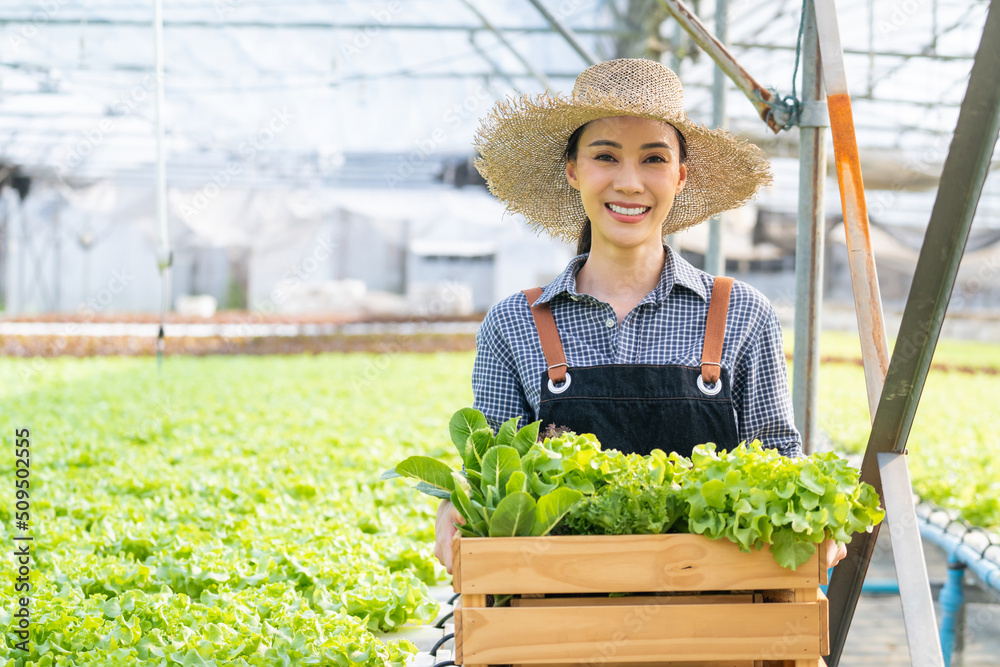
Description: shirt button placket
xmin=624 ymin=310 xmax=640 ymax=363
xmin=604 ymin=309 xmax=617 ymax=357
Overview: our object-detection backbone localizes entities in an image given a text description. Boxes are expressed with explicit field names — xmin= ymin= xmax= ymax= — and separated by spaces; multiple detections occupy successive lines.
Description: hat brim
xmin=473 ymin=88 xmax=773 ymax=243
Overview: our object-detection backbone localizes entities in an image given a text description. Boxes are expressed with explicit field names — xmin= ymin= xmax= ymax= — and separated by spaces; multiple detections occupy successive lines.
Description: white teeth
xmin=608 ymin=203 xmax=649 ymax=216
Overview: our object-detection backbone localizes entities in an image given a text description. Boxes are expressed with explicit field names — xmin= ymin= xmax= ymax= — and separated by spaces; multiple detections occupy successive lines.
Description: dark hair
xmin=565 ymin=120 xmax=688 ymax=255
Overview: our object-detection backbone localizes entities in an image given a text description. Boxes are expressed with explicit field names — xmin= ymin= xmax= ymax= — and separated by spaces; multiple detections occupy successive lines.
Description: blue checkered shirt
xmin=471 ymin=244 xmax=803 ymax=458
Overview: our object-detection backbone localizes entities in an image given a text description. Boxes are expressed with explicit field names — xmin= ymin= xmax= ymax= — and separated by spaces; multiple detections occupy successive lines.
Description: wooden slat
xmin=818 ymin=590 xmax=830 ymax=656
xmin=796 ymin=588 xmax=819 ymax=603
xmin=794 ymin=586 xmax=826 ymax=662
xmin=451 ymin=532 xmax=461 ymax=594
xmin=513 ymin=662 xmax=756 ymax=667
xmin=511 ymin=594 xmax=754 ymax=607
xmin=458 ymin=535 xmax=819 ymax=595
xmin=460 ymin=602 xmax=823 ymax=663
xmin=455 ymin=593 xmax=485 ymax=667
xmin=452 ymin=596 xmax=463 ymax=665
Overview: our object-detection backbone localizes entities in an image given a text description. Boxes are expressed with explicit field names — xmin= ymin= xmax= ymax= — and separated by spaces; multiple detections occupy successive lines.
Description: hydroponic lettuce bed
xmin=1 ymin=349 xmax=997 ymax=665
xmin=0 ymin=354 xmax=468 ymax=665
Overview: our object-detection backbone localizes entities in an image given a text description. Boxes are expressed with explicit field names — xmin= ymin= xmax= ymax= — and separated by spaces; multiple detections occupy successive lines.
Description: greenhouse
xmin=1 ymin=1 xmax=998 ymax=665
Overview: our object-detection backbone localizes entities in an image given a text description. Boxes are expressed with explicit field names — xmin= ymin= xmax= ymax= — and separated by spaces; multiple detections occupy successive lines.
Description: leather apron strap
xmin=521 ymin=287 xmax=568 ymax=384
xmin=700 ymin=276 xmax=735 ymax=385
xmin=526 ymin=276 xmax=734 ymax=386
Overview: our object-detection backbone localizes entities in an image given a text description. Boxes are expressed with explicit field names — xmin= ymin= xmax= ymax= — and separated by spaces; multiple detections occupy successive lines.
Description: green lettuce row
xmin=386 ymin=408 xmax=886 ymax=570
xmin=1 ymin=580 xmax=417 ymax=666
xmin=1 ymin=509 xmax=439 ymax=664
xmin=1 ymin=355 xmax=463 ymax=665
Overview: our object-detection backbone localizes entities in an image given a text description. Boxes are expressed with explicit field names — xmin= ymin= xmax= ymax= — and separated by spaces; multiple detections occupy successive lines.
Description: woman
xmin=434 ymin=58 xmax=846 ymax=570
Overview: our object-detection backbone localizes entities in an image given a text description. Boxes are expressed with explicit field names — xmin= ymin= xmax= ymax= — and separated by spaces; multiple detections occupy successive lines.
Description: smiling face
xmin=565 ymin=115 xmax=687 ymax=253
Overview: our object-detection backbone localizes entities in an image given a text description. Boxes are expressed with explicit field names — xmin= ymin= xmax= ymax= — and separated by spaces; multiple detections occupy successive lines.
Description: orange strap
xmin=700 ymin=276 xmax=734 ymax=385
xmin=525 ymin=277 xmax=732 ymax=386
xmin=522 ymin=287 xmax=568 ymax=384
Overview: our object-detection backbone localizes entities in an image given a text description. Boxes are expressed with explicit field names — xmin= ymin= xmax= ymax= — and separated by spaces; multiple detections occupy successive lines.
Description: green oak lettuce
xmin=678 ymin=442 xmax=885 ymax=568
xmin=385 ymin=407 xmax=885 ymax=570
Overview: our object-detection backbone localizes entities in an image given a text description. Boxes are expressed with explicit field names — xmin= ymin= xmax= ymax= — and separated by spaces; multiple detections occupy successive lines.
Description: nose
xmin=613 ymin=158 xmax=644 ymax=195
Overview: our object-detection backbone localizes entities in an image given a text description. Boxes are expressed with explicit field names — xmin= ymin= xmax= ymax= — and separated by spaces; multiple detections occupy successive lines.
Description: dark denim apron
xmin=521 ymin=277 xmax=740 ymax=458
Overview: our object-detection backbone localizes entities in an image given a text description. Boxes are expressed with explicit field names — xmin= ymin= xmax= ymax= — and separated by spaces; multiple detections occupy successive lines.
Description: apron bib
xmin=522 ymin=277 xmax=740 ymax=458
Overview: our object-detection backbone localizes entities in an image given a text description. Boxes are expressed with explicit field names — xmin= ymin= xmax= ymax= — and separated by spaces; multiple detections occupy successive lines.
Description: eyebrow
xmin=587 ymin=140 xmax=674 ymax=151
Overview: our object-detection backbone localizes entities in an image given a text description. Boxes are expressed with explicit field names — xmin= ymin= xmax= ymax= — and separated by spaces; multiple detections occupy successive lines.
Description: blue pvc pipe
xmin=842 ymin=521 xmax=1000 ymax=596
xmin=860 ymin=578 xmax=901 ymax=594
xmin=917 ymin=521 xmax=1000 ymax=593
xmin=938 ymin=556 xmax=966 ymax=667
xmin=821 ymin=573 xmax=900 ymax=595
xmin=821 ymin=512 xmax=1000 ymax=666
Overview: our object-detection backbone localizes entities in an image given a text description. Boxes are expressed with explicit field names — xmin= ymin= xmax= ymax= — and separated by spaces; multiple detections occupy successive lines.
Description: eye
xmin=645 ymin=154 xmax=667 ymax=163
xmin=594 ymin=153 xmax=616 ymax=162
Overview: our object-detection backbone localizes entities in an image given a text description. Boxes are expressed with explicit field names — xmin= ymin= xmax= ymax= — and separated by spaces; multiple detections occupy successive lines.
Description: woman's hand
xmin=824 ymin=537 xmax=848 ymax=569
xmin=433 ymin=499 xmax=466 ymax=574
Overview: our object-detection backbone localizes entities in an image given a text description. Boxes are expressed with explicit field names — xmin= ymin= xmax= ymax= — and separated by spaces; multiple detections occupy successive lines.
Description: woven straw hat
xmin=473 ymin=58 xmax=773 ymax=242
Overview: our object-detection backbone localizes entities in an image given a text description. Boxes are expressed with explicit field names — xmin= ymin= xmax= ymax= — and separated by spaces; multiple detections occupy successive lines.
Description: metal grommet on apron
xmin=522 ymin=277 xmax=740 ymax=458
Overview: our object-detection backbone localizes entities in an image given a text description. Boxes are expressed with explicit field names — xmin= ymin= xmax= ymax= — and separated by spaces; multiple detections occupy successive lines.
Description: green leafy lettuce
xmin=384 ymin=408 xmax=885 ymax=570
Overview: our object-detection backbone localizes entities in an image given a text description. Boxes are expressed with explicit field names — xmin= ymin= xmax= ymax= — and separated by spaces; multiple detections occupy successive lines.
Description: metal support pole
xmin=814 ymin=0 xmax=890 ymax=419
xmin=825 ymin=1 xmax=1000 ymax=662
xmin=154 ymin=0 xmax=171 ymax=367
xmin=666 ymin=18 xmax=684 ymax=254
xmin=792 ymin=0 xmax=827 ymax=454
xmin=704 ymin=0 xmax=727 ymax=277
xmin=5 ymin=198 xmax=21 ymax=316
xmin=154 ymin=1 xmax=167 ymax=271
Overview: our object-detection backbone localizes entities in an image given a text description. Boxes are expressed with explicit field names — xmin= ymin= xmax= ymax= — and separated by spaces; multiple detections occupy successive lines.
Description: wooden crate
xmin=451 ymin=533 xmax=829 ymax=667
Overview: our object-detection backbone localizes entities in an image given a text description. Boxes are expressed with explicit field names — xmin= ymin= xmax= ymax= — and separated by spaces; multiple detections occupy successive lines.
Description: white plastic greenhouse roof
xmin=0 ymin=0 xmax=996 ymax=221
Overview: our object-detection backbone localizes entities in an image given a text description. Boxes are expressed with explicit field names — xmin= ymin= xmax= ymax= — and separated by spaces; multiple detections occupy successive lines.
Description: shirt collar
xmin=531 ymin=244 xmax=709 ymax=307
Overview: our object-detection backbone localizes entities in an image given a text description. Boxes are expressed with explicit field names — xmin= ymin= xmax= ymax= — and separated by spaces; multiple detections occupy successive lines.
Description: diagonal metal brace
xmin=877 ymin=452 xmax=944 ymax=665
xmin=825 ymin=0 xmax=1000 ymax=663
xmin=656 ymin=0 xmax=797 ymax=132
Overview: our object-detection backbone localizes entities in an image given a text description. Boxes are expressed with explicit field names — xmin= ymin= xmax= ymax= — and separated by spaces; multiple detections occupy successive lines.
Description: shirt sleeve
xmin=471 ymin=307 xmax=534 ymax=435
xmin=732 ymin=303 xmax=804 ymax=458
